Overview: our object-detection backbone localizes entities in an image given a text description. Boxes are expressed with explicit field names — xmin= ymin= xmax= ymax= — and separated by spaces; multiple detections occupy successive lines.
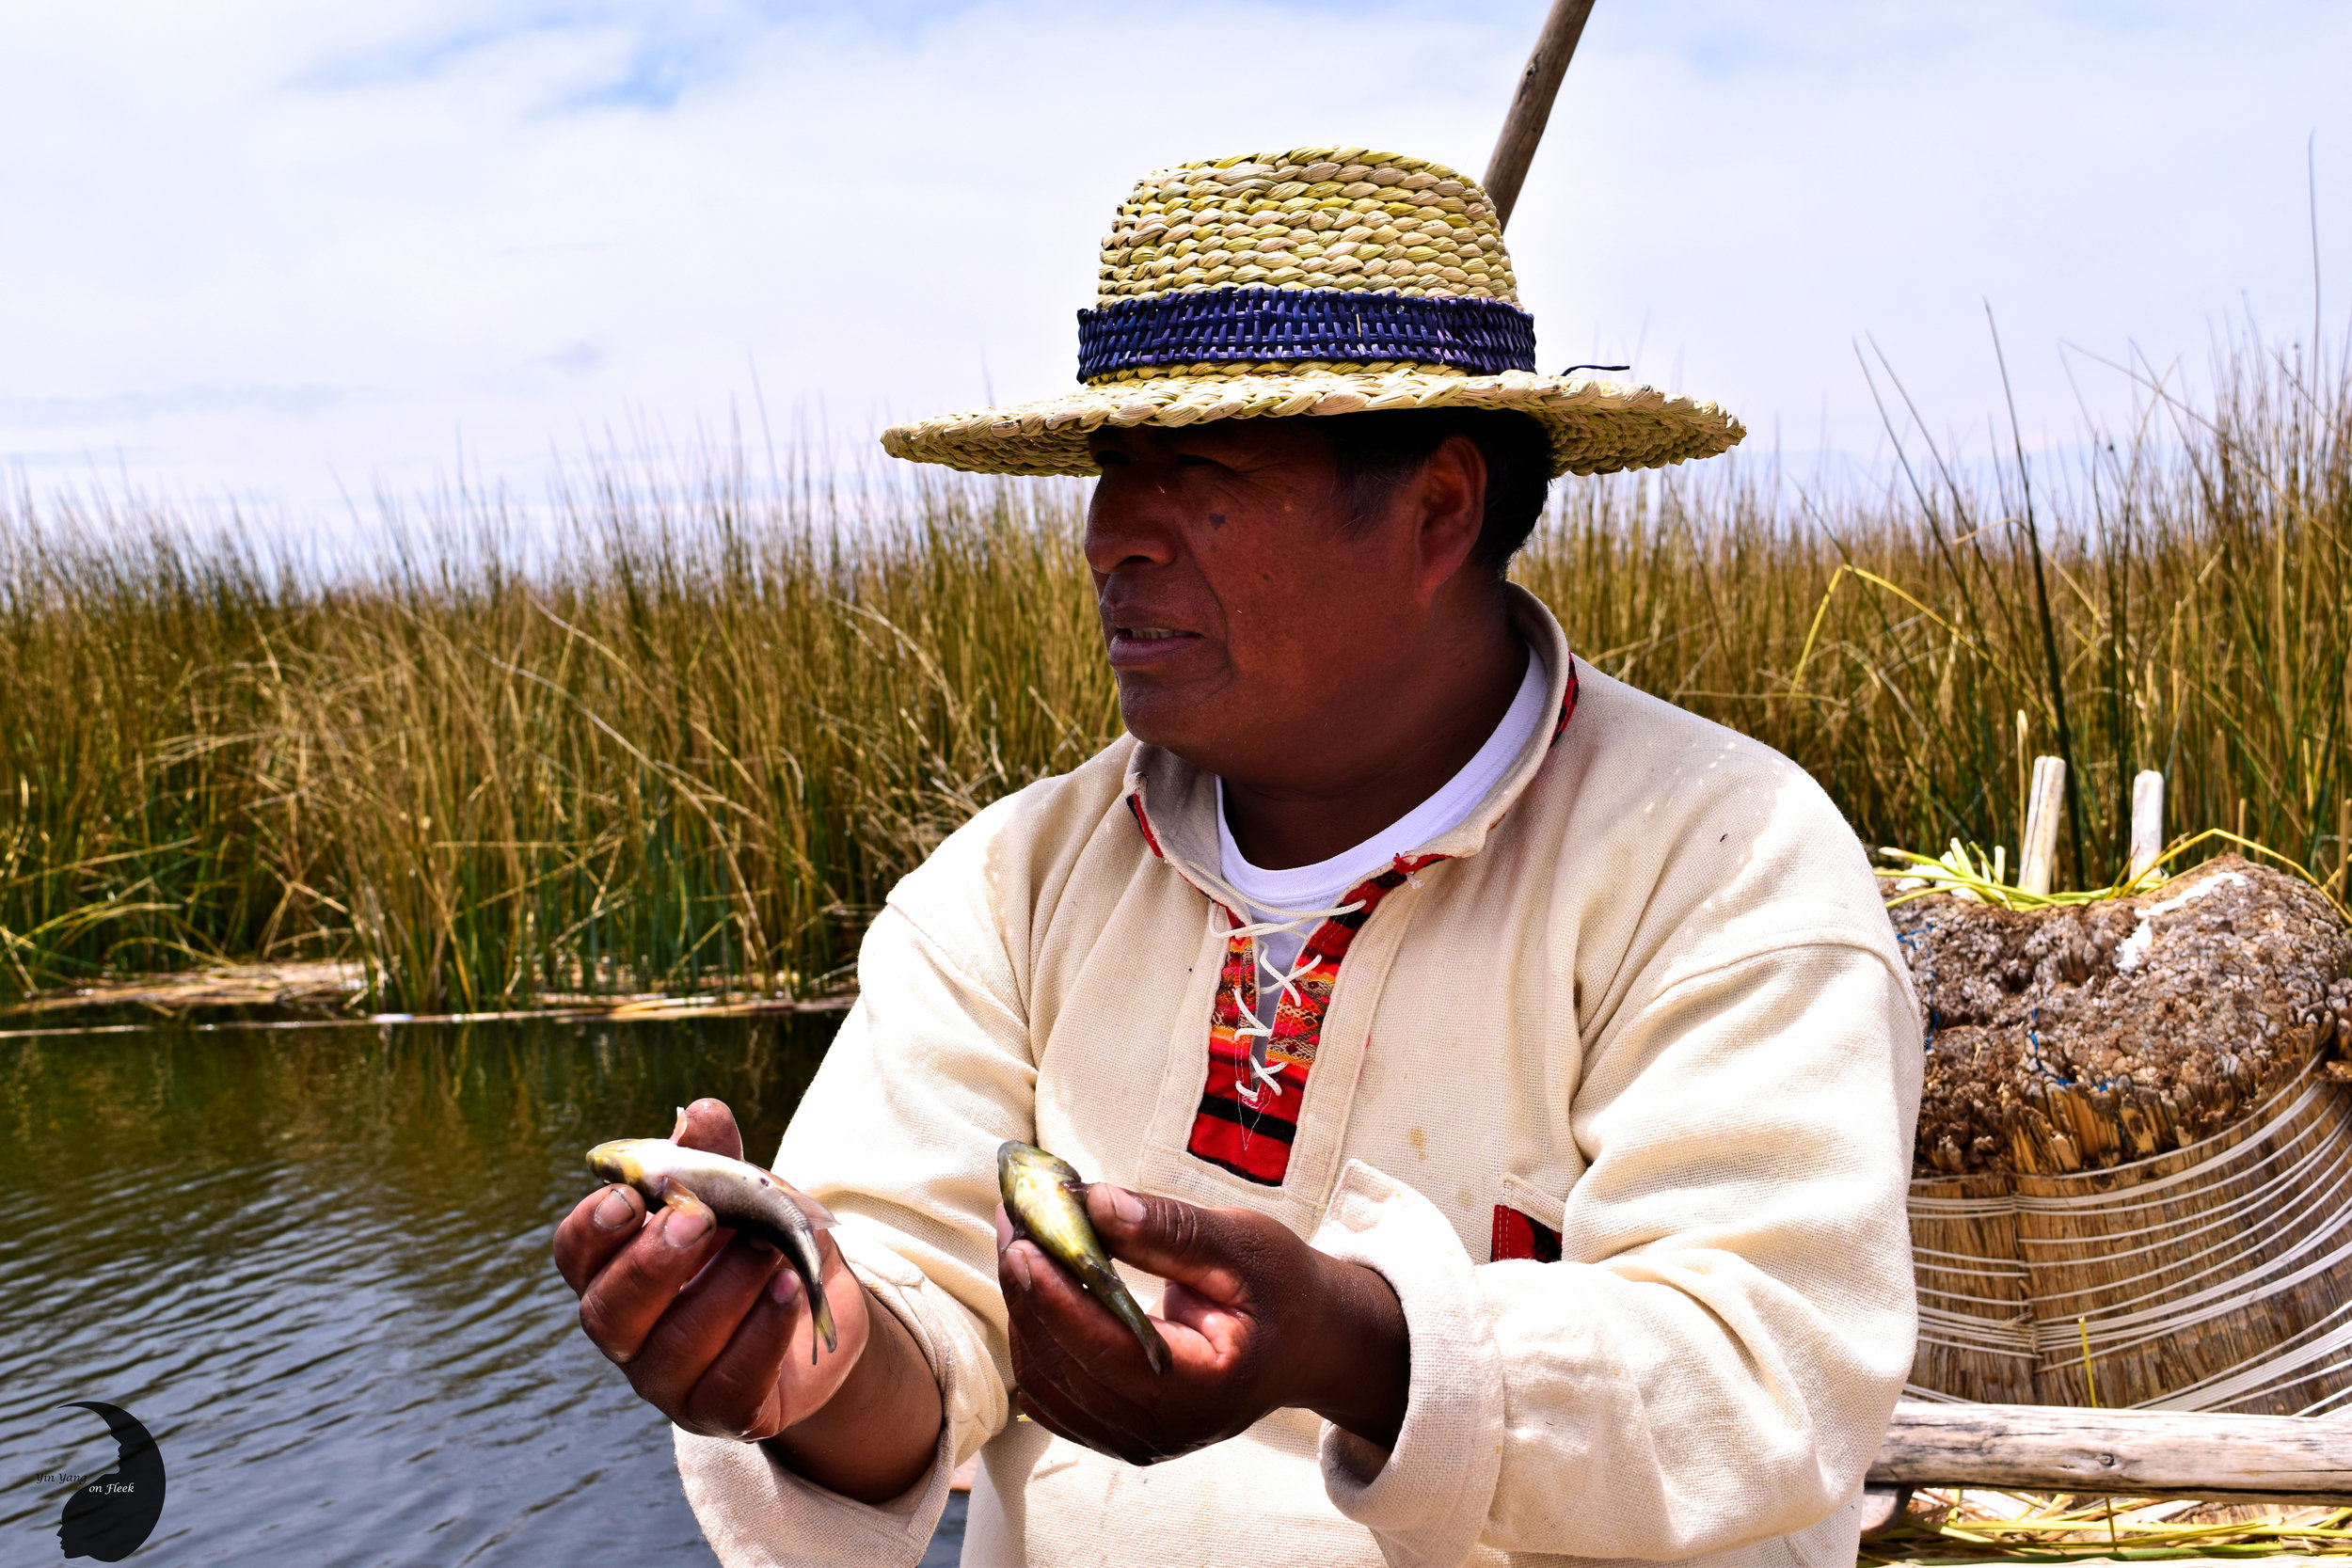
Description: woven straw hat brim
xmin=881 ymin=367 xmax=1744 ymax=479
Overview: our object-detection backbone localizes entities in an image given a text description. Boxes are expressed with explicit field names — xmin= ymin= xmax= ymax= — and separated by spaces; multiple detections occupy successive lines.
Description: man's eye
xmin=1173 ymin=452 xmax=1221 ymax=469
xmin=1092 ymin=448 xmax=1131 ymax=467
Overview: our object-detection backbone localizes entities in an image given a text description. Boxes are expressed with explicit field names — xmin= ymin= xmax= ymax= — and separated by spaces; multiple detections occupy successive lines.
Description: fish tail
xmin=1083 ymin=1262 xmax=1171 ymax=1376
xmin=805 ymin=1270 xmax=839 ymax=1362
xmin=1114 ymin=1296 xmax=1171 ymax=1376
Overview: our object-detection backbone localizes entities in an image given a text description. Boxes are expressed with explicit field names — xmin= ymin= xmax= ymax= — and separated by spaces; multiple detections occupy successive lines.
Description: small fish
xmin=998 ymin=1141 xmax=1170 ymax=1375
xmin=587 ymin=1133 xmax=839 ymax=1362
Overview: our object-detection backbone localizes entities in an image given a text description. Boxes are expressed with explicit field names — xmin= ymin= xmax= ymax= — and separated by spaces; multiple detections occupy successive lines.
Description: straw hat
xmin=882 ymin=145 xmax=1743 ymax=479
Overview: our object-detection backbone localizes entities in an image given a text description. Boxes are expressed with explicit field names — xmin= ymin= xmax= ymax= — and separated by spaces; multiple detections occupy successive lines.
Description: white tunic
xmin=673 ymin=586 xmax=1923 ymax=1568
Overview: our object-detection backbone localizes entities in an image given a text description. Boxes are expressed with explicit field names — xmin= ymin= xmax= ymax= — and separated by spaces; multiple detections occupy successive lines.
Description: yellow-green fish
xmin=587 ymin=1135 xmax=838 ymax=1362
xmin=998 ymin=1141 xmax=1169 ymax=1374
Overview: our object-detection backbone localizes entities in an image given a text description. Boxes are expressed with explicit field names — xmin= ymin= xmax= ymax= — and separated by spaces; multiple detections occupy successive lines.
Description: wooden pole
xmin=2020 ymin=755 xmax=2065 ymax=895
xmin=1872 ymin=1402 xmax=2352 ymax=1506
xmin=2126 ymin=770 xmax=2164 ymax=883
xmin=1483 ymin=0 xmax=1598 ymax=230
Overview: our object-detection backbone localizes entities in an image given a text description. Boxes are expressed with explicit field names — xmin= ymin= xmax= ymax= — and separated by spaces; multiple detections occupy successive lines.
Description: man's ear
xmin=1411 ymin=434 xmax=1489 ymax=596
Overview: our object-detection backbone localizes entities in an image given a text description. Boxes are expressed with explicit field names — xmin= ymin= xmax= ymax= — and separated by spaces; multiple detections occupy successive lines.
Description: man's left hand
xmin=996 ymin=1184 xmax=1408 ymax=1465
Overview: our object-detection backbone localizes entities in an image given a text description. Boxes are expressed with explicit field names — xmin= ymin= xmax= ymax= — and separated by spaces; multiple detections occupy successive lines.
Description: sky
xmin=4 ymin=0 xmax=2348 ymax=526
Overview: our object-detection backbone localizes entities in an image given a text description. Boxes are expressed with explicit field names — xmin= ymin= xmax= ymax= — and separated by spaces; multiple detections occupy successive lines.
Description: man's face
xmin=1084 ymin=420 xmax=1442 ymax=785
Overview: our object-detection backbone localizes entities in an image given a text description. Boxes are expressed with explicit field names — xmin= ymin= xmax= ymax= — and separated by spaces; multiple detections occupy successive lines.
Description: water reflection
xmin=0 ymin=1014 xmax=840 ymax=1565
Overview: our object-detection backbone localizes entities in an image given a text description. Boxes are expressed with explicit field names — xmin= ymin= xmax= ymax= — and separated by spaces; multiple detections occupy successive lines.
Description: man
xmin=553 ymin=146 xmax=1921 ymax=1568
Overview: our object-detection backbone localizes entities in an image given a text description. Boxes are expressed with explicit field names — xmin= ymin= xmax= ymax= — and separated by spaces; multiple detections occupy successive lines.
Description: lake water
xmin=0 ymin=1013 xmax=968 ymax=1565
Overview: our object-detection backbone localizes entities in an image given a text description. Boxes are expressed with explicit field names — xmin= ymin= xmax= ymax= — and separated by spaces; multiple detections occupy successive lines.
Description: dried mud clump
xmin=1892 ymin=856 xmax=2352 ymax=1178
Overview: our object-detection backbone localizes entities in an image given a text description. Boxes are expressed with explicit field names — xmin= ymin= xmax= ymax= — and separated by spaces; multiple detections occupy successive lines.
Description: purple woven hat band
xmin=1075 ymin=289 xmax=1538 ymax=382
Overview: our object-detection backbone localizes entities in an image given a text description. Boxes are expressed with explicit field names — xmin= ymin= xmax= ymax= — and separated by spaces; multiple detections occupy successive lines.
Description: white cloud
xmin=2 ymin=0 xmax=2346 ymax=517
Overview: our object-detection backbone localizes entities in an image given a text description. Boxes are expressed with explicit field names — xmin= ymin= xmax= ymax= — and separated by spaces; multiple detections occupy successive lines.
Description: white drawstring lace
xmin=1222 ymin=898 xmax=1362 ymax=1108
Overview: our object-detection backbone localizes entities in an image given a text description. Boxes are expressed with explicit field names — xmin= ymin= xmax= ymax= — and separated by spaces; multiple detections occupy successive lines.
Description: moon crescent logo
xmin=55 ymin=1402 xmax=167 ymax=1561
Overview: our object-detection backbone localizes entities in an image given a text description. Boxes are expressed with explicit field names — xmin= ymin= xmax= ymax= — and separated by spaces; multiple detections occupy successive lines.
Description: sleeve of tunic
xmin=1314 ymin=931 xmax=1923 ymax=1568
xmin=672 ymin=799 xmax=1041 ymax=1568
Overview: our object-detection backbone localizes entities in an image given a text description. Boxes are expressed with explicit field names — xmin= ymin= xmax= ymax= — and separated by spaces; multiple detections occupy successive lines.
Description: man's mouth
xmin=1106 ymin=624 xmax=1205 ymax=665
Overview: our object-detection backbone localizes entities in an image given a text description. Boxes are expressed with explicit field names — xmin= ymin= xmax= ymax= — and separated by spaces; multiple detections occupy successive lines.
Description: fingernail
xmin=1007 ymin=1244 xmax=1033 ymax=1291
xmin=662 ymin=1200 xmax=712 ymax=1248
xmin=993 ymin=1205 xmax=1013 ymax=1250
xmin=670 ymin=1105 xmax=689 ymax=1139
xmin=593 ymin=1189 xmax=635 ymax=1229
xmin=1106 ymin=1185 xmax=1145 ymax=1225
xmin=769 ymin=1266 xmax=801 ymax=1306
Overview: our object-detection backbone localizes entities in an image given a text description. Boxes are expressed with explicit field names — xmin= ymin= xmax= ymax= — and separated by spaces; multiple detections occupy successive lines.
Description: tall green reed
xmin=0 ymin=467 xmax=1117 ymax=1007
xmin=1518 ymin=334 xmax=2350 ymax=891
xmin=2 ymin=337 xmax=2344 ymax=1008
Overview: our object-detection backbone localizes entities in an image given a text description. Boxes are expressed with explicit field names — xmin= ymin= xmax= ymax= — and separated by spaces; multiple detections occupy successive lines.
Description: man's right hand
xmin=550 ymin=1097 xmax=943 ymax=1501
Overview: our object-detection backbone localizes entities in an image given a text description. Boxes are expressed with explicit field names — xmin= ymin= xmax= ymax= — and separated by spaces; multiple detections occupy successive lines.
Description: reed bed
xmin=3 ymin=339 xmax=2345 ymax=1010
xmin=1871 ymin=1487 xmax=2352 ymax=1562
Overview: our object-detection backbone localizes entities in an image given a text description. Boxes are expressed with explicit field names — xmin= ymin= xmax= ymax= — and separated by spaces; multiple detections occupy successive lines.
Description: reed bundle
xmin=1898 ymin=850 xmax=2352 ymax=1415
xmin=1911 ymin=1054 xmax=2352 ymax=1413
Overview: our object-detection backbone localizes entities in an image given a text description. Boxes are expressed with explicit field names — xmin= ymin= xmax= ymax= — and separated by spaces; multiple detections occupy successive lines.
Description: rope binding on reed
xmin=881 ymin=146 xmax=1745 ymax=479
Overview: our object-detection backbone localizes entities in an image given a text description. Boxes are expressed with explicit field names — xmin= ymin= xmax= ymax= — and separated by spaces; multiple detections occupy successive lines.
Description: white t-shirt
xmin=1216 ymin=647 xmax=1549 ymax=990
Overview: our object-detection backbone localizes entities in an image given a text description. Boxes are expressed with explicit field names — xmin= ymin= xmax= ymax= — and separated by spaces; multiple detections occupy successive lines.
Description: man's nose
xmin=1084 ymin=477 xmax=1185 ymax=576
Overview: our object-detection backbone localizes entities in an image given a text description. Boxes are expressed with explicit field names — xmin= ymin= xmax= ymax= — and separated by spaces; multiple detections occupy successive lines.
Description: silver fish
xmin=587 ymin=1135 xmax=839 ymax=1361
xmin=998 ymin=1141 xmax=1169 ymax=1375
